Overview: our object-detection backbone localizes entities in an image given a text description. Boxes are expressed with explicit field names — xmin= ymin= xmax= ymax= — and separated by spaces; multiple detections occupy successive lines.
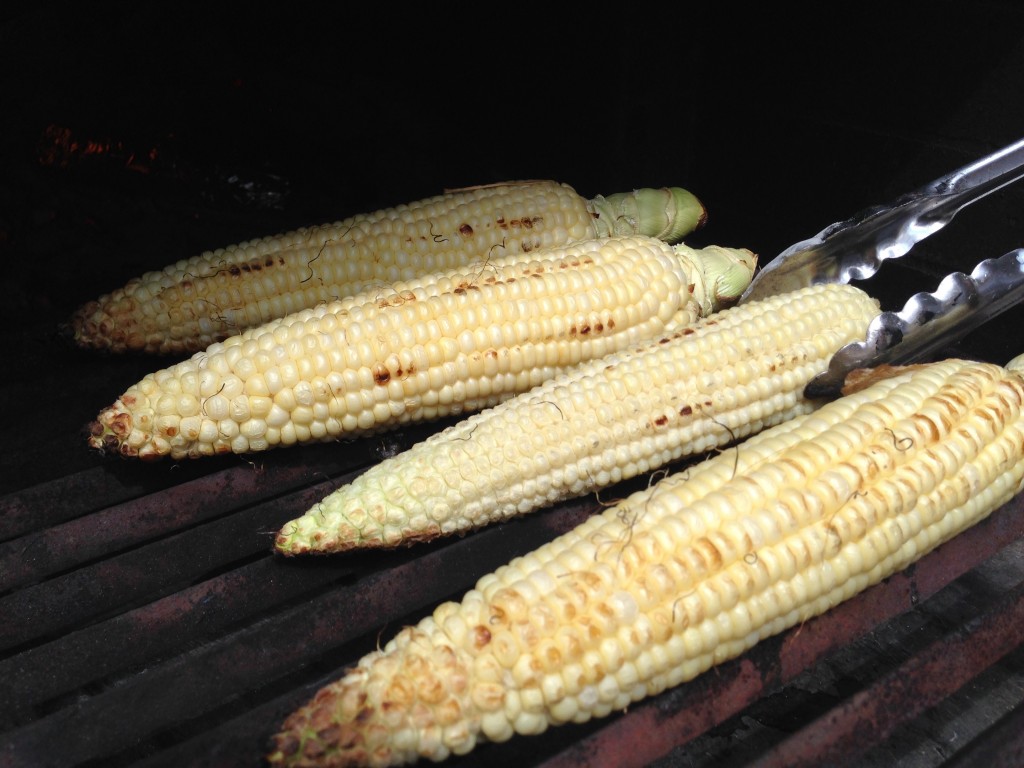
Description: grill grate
xmin=1 ymin=432 xmax=1022 ymax=768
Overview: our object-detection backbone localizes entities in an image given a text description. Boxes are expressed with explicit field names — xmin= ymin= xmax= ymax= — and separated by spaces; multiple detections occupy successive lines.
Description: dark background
xmin=3 ymin=2 xmax=1024 ymax=494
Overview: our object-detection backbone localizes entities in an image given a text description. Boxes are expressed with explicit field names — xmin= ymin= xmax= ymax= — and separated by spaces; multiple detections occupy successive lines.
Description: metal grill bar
xmin=1 ymin=474 xmax=1020 ymax=767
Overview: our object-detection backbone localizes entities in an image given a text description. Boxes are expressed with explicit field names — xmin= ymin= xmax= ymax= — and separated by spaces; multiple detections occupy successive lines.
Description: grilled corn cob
xmin=68 ymin=181 xmax=706 ymax=355
xmin=267 ymin=354 xmax=1024 ymax=767
xmin=275 ymin=283 xmax=882 ymax=555
xmin=88 ymin=235 xmax=755 ymax=461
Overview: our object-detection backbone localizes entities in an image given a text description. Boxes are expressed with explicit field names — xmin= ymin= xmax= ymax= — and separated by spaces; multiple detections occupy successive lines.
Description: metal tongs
xmin=737 ymin=137 xmax=1024 ymax=398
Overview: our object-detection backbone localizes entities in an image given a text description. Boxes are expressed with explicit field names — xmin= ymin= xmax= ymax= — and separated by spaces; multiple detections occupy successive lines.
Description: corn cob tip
xmin=86 ymin=395 xmax=212 ymax=461
xmin=88 ymin=400 xmax=132 ymax=457
xmin=267 ymin=626 xmax=481 ymax=767
xmin=67 ymin=293 xmax=167 ymax=354
xmin=273 ymin=512 xmax=421 ymax=556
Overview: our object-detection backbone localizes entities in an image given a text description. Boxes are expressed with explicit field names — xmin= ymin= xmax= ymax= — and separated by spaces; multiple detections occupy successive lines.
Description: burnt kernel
xmin=228 ymin=265 xmax=241 ymax=276
xmin=654 ymin=415 xmax=668 ymax=426
xmin=373 ymin=365 xmax=391 ymax=385
xmin=580 ymin=324 xmax=591 ymax=335
xmin=688 ymin=283 xmax=696 ymax=294
xmin=474 ymin=625 xmax=493 ymax=648
xmin=274 ymin=733 xmax=300 ymax=757
xmin=683 ymin=328 xmax=695 ymax=335
xmin=316 ymin=725 xmax=342 ymax=745
xmin=679 ymin=405 xmax=693 ymax=416
xmin=458 ymin=223 xmax=474 ymax=237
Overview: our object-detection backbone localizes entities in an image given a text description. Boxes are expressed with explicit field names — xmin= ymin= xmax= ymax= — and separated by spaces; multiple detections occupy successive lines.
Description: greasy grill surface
xmin=4 ymin=4 xmax=1024 ymax=767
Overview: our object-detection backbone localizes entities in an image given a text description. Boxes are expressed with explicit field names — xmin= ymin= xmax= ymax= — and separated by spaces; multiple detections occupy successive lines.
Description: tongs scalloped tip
xmin=803 ymin=247 xmax=1024 ymax=399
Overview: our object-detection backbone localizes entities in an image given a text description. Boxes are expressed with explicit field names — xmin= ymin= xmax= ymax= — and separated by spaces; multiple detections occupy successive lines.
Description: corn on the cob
xmin=88 ymin=234 xmax=755 ymax=461
xmin=266 ymin=354 xmax=1024 ymax=767
xmin=67 ymin=181 xmax=706 ymax=355
xmin=275 ymin=283 xmax=882 ymax=555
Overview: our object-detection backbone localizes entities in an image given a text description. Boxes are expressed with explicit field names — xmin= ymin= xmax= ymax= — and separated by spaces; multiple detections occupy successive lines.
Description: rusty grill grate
xmin=1 ymin=425 xmax=1022 ymax=768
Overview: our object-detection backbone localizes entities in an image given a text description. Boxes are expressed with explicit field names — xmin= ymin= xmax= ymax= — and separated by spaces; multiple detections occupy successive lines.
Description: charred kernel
xmin=473 ymin=625 xmax=492 ymax=648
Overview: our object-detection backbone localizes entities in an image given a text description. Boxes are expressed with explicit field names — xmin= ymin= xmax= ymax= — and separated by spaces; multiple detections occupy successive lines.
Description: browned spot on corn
xmin=694 ymin=536 xmax=724 ymax=571
xmin=472 ymin=625 xmax=492 ymax=649
xmin=498 ymin=215 xmax=542 ymax=230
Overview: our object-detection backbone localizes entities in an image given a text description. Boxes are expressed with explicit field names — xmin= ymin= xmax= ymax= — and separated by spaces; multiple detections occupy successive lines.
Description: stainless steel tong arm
xmin=738 ymin=137 xmax=1024 ymax=305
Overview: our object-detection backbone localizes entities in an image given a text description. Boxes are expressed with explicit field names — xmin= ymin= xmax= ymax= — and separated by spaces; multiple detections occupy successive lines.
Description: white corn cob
xmin=67 ymin=181 xmax=706 ymax=355
xmin=266 ymin=354 xmax=1024 ymax=767
xmin=275 ymin=283 xmax=882 ymax=555
xmin=88 ymin=234 xmax=755 ymax=461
